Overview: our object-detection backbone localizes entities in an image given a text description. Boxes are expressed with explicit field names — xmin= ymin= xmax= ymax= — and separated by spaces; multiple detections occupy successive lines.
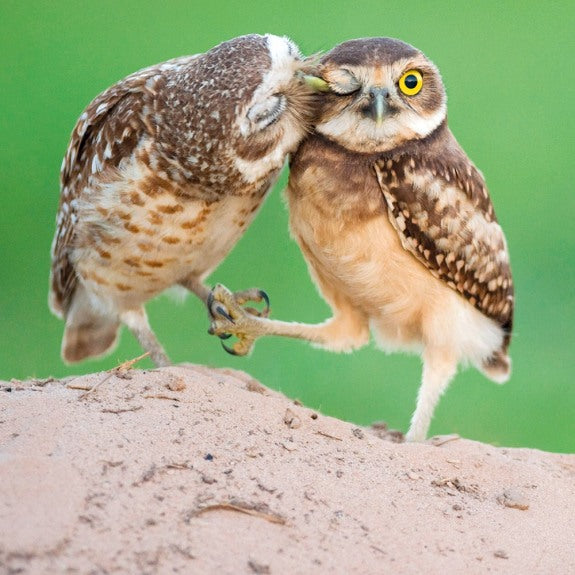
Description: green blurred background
xmin=1 ymin=1 xmax=574 ymax=452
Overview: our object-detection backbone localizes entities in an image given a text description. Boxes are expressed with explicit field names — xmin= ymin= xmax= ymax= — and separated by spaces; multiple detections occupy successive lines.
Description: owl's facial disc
xmin=310 ymin=59 xmax=446 ymax=153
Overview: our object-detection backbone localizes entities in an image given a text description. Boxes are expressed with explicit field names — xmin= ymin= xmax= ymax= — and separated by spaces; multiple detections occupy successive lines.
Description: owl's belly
xmin=73 ymin=177 xmax=263 ymax=311
xmin=289 ymin=192 xmax=457 ymax=346
xmin=289 ymin=192 xmax=504 ymax=361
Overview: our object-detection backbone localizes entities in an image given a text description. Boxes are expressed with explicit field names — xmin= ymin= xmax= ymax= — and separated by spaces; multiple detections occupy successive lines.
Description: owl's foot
xmin=207 ymin=284 xmax=269 ymax=356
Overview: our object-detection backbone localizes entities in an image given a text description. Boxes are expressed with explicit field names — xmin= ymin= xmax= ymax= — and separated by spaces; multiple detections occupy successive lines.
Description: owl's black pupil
xmin=405 ymin=75 xmax=418 ymax=89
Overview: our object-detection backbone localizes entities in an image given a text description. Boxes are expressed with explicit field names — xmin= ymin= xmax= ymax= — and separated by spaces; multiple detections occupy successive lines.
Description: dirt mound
xmin=1 ymin=365 xmax=574 ymax=574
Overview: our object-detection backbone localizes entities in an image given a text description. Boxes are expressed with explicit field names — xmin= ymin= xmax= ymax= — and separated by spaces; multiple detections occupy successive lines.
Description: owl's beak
xmin=302 ymin=74 xmax=331 ymax=92
xmin=368 ymin=87 xmax=389 ymax=126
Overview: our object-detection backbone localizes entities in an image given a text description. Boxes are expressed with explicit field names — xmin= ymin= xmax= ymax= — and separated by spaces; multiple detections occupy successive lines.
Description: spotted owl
xmin=208 ymin=37 xmax=514 ymax=442
xmin=49 ymin=34 xmax=317 ymax=367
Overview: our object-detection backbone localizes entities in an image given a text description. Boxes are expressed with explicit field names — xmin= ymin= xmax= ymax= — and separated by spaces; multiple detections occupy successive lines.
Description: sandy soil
xmin=1 ymin=364 xmax=574 ymax=574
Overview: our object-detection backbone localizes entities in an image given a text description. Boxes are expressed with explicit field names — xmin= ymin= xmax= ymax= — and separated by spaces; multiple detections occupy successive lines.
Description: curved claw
xmin=258 ymin=289 xmax=270 ymax=317
xmin=207 ymin=290 xmax=216 ymax=318
xmin=206 ymin=284 xmax=262 ymax=356
xmin=221 ymin=340 xmax=240 ymax=356
xmin=207 ymin=288 xmax=235 ymax=323
xmin=207 ymin=325 xmax=232 ymax=339
xmin=215 ymin=304 xmax=234 ymax=324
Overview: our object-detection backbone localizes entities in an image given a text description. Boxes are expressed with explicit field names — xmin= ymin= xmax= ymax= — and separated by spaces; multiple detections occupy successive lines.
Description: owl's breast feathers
xmin=290 ymin=123 xmax=513 ymax=345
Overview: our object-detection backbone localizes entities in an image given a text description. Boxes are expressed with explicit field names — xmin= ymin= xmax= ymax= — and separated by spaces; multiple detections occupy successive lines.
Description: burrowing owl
xmin=49 ymin=34 xmax=317 ymax=367
xmin=208 ymin=37 xmax=514 ymax=442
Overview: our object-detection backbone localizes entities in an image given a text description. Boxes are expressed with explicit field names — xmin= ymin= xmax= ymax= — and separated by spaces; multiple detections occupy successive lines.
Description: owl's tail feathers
xmin=480 ymin=350 xmax=511 ymax=384
xmin=61 ymin=287 xmax=120 ymax=363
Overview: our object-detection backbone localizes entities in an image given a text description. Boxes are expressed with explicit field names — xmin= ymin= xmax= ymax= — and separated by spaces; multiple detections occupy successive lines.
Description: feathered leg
xmin=405 ymin=347 xmax=457 ymax=442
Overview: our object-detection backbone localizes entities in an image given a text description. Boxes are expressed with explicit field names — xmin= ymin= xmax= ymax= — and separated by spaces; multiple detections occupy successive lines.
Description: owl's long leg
xmin=120 ymin=308 xmax=171 ymax=367
xmin=208 ymin=283 xmax=369 ymax=355
xmin=405 ymin=348 xmax=457 ymax=442
xmin=180 ymin=276 xmax=211 ymax=303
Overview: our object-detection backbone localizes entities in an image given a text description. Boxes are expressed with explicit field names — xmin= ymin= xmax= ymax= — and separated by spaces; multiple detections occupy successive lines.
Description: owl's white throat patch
xmin=318 ymin=102 xmax=446 ymax=153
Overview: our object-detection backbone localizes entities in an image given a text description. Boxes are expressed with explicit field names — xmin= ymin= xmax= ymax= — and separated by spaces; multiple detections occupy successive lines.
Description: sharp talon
xmin=215 ymin=305 xmax=234 ymax=324
xmin=258 ymin=289 xmax=270 ymax=307
xmin=258 ymin=290 xmax=270 ymax=316
xmin=207 ymin=326 xmax=231 ymax=339
xmin=221 ymin=340 xmax=239 ymax=356
xmin=207 ymin=291 xmax=217 ymax=319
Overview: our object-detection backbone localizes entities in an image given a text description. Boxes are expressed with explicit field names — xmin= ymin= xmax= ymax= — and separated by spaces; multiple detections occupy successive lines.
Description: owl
xmin=208 ymin=37 xmax=514 ymax=442
xmin=49 ymin=34 xmax=318 ymax=367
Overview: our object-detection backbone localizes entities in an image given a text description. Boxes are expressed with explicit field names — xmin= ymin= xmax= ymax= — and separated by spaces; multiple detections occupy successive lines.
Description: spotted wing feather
xmin=49 ymin=57 xmax=197 ymax=316
xmin=373 ymin=139 xmax=513 ymax=339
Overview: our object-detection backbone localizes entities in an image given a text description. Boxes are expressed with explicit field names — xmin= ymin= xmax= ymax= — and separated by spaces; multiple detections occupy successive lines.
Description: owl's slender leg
xmin=179 ymin=276 xmax=211 ymax=304
xmin=405 ymin=348 xmax=457 ymax=442
xmin=120 ymin=308 xmax=171 ymax=367
xmin=208 ymin=283 xmax=369 ymax=355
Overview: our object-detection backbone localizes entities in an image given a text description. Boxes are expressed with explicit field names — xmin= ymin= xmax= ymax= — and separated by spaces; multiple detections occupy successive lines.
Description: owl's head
xmin=162 ymin=34 xmax=319 ymax=186
xmin=230 ymin=34 xmax=319 ymax=180
xmin=306 ymin=38 xmax=447 ymax=153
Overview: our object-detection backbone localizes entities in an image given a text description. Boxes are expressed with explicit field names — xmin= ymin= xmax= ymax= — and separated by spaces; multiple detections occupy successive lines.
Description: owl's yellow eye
xmin=399 ymin=70 xmax=423 ymax=96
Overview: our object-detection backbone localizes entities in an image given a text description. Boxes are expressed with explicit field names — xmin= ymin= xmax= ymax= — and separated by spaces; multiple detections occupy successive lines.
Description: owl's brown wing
xmin=373 ymin=151 xmax=513 ymax=336
xmin=49 ymin=57 xmax=198 ymax=317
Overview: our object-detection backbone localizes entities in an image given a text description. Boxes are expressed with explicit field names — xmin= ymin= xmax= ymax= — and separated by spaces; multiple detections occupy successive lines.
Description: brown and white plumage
xmin=49 ymin=34 xmax=317 ymax=366
xmin=208 ymin=37 xmax=514 ymax=441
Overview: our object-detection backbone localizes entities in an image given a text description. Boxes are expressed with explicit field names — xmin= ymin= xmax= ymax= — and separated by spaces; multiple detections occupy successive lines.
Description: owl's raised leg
xmin=180 ymin=276 xmax=270 ymax=318
xmin=120 ymin=308 xmax=171 ymax=367
xmin=405 ymin=347 xmax=457 ymax=442
xmin=207 ymin=283 xmax=369 ymax=355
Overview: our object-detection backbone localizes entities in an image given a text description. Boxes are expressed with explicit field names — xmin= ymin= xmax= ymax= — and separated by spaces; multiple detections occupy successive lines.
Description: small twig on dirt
xmin=429 ymin=434 xmax=461 ymax=447
xmin=68 ymin=353 xmax=150 ymax=398
xmin=115 ymin=352 xmax=150 ymax=374
xmin=101 ymin=405 xmax=143 ymax=415
xmin=165 ymin=462 xmax=193 ymax=470
xmin=65 ymin=380 xmax=92 ymax=391
xmin=189 ymin=503 xmax=287 ymax=525
xmin=143 ymin=394 xmax=181 ymax=401
xmin=316 ymin=430 xmax=343 ymax=441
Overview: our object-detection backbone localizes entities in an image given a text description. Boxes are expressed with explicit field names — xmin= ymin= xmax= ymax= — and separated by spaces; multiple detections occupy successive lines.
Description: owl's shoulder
xmin=377 ymin=123 xmax=494 ymax=219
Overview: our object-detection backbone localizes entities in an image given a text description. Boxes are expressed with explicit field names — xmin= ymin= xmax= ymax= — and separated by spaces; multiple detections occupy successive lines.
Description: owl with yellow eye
xmin=209 ymin=37 xmax=514 ymax=442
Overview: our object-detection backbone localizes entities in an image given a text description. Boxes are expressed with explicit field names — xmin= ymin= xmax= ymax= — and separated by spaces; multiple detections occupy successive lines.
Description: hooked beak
xmin=369 ymin=87 xmax=388 ymax=126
